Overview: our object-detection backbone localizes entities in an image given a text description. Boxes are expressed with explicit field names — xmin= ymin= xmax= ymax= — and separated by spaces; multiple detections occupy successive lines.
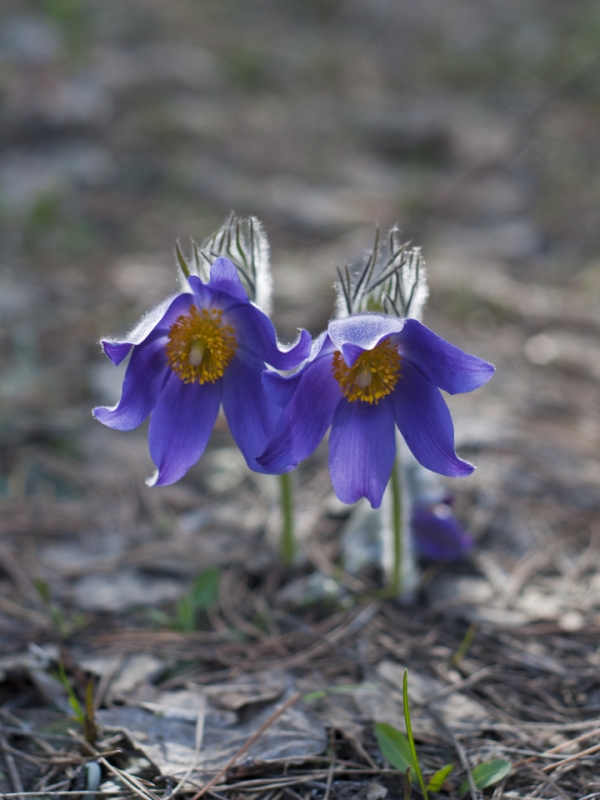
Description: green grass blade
xmin=58 ymin=663 xmax=85 ymax=724
xmin=451 ymin=622 xmax=477 ymax=667
xmin=403 ymin=669 xmax=428 ymax=800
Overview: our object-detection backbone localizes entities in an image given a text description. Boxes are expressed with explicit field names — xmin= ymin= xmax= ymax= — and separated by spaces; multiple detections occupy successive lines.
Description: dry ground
xmin=2 ymin=1 xmax=600 ymax=798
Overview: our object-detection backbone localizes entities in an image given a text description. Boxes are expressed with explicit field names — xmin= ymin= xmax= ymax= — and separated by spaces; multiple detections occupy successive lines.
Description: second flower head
xmin=259 ymin=313 xmax=494 ymax=508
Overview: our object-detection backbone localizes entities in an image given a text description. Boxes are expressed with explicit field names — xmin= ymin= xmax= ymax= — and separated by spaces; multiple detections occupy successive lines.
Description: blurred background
xmin=1 ymin=0 xmax=600 ymax=627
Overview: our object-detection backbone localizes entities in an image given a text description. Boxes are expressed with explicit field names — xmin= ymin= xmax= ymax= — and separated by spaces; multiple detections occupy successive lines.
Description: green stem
xmin=279 ymin=472 xmax=296 ymax=567
xmin=390 ymin=457 xmax=403 ymax=594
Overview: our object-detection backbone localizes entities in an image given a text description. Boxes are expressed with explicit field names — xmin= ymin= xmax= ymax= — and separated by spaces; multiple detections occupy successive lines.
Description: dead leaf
xmin=97 ymin=685 xmax=326 ymax=784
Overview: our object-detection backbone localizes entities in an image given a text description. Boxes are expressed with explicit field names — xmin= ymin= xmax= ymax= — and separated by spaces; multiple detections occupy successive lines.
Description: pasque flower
xmin=94 ymin=257 xmax=310 ymax=485
xmin=258 ymin=314 xmax=494 ymax=508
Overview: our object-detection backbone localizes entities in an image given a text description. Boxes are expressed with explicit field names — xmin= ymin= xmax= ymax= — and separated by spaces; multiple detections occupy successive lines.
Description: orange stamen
xmin=332 ymin=337 xmax=401 ymax=404
xmin=166 ymin=306 xmax=236 ymax=384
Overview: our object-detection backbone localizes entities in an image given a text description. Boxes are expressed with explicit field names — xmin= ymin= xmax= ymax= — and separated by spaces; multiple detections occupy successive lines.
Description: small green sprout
xmin=458 ymin=759 xmax=511 ymax=797
xmin=175 ymin=566 xmax=220 ymax=631
xmin=374 ymin=722 xmax=415 ymax=774
xmin=402 ymin=669 xmax=430 ymax=799
xmin=304 ymin=683 xmax=368 ymax=704
xmin=148 ymin=567 xmax=220 ymax=631
xmin=375 ymin=670 xmax=455 ymax=797
xmin=35 ymin=578 xmax=85 ymax=639
xmin=376 ymin=670 xmax=510 ymax=797
xmin=426 ymin=763 xmax=455 ymax=793
xmin=57 ymin=663 xmax=96 ymax=748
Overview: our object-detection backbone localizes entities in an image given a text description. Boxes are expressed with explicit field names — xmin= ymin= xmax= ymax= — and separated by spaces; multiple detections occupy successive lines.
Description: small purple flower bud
xmin=411 ymin=498 xmax=474 ymax=561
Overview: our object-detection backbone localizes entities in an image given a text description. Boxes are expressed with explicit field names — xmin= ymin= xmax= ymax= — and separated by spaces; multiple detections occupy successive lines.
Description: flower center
xmin=332 ymin=337 xmax=401 ymax=404
xmin=166 ymin=306 xmax=237 ymax=384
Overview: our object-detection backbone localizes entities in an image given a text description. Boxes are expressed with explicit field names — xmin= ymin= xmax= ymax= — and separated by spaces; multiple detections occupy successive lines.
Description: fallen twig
xmin=163 ymin=694 xmax=206 ymax=799
xmin=425 ymin=666 xmax=495 ymax=703
xmin=0 ymin=739 xmax=47 ymax=767
xmin=541 ymin=740 xmax=600 ymax=773
xmin=543 ymin=727 xmax=600 ymax=755
xmin=0 ymin=726 xmax=25 ymax=800
xmin=323 ymin=729 xmax=335 ymax=800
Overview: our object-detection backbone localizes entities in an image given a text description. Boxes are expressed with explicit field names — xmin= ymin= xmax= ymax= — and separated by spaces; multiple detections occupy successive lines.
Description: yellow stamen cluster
xmin=332 ymin=337 xmax=401 ymax=404
xmin=165 ymin=306 xmax=236 ymax=384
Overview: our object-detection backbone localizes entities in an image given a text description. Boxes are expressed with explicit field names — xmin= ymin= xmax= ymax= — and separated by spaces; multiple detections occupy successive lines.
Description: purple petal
xmin=398 ymin=319 xmax=494 ymax=394
xmin=102 ymin=340 xmax=135 ymax=367
xmin=260 ymin=331 xmax=332 ymax=408
xmin=329 ymin=314 xmax=404 ymax=353
xmin=207 ymin=257 xmax=249 ymax=302
xmin=258 ymin=352 xmax=341 ymax=472
xmin=329 ymin=397 xmax=396 ymax=508
xmin=262 ymin=369 xmax=303 ymax=408
xmin=392 ymin=361 xmax=474 ymax=477
xmin=339 ymin=342 xmax=366 ymax=368
xmin=221 ymin=354 xmax=280 ymax=472
xmin=148 ymin=373 xmax=221 ymax=486
xmin=188 ymin=274 xmax=247 ymax=315
xmin=93 ymin=333 xmax=169 ymax=430
xmin=102 ymin=293 xmax=194 ymax=365
xmin=227 ymin=302 xmax=311 ymax=370
xmin=412 ymin=503 xmax=474 ymax=560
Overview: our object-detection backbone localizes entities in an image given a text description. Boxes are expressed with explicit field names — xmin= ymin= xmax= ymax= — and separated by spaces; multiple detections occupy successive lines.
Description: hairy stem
xmin=279 ymin=472 xmax=296 ymax=566
xmin=390 ymin=457 xmax=403 ymax=594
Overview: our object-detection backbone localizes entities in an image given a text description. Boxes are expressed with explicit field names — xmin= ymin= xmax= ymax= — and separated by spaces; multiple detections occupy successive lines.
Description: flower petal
xmin=188 ymin=273 xmax=246 ymax=315
xmin=258 ymin=350 xmax=341 ymax=472
xmin=398 ymin=319 xmax=494 ymax=394
xmin=262 ymin=369 xmax=303 ymax=408
xmin=148 ymin=373 xmax=221 ymax=486
xmin=329 ymin=314 xmax=404 ymax=353
xmin=338 ymin=342 xmax=364 ymax=368
xmin=207 ymin=257 xmax=250 ymax=302
xmin=392 ymin=361 xmax=474 ymax=477
xmin=102 ymin=293 xmax=194 ymax=365
xmin=329 ymin=397 xmax=396 ymax=508
xmin=227 ymin=302 xmax=311 ymax=370
xmin=221 ymin=354 xmax=280 ymax=472
xmin=93 ymin=333 xmax=169 ymax=430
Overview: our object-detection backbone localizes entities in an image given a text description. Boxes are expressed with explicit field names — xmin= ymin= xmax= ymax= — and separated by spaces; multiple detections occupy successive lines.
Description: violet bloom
xmin=412 ymin=497 xmax=474 ymax=561
xmin=259 ymin=314 xmax=494 ymax=508
xmin=94 ymin=258 xmax=310 ymax=485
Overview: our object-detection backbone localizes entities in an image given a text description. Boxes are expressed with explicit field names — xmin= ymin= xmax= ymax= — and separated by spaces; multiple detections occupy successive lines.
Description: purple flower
xmin=412 ymin=496 xmax=474 ymax=561
xmin=94 ymin=258 xmax=311 ymax=485
xmin=258 ymin=314 xmax=494 ymax=508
